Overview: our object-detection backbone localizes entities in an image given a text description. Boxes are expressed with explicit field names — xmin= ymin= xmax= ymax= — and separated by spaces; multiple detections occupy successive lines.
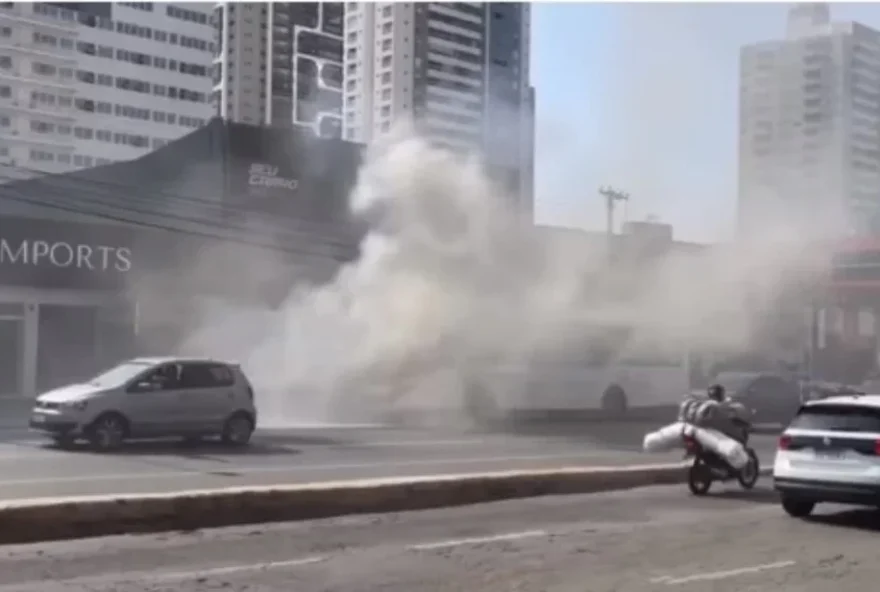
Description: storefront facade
xmin=0 ymin=216 xmax=138 ymax=397
xmin=809 ymin=238 xmax=880 ymax=382
xmin=0 ymin=118 xmax=365 ymax=398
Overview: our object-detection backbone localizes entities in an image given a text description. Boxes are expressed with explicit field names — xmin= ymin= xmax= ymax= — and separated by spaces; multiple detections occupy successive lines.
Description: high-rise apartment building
xmin=215 ymin=2 xmax=534 ymax=212
xmin=0 ymin=2 xmax=215 ymax=176
xmin=212 ymin=2 xmax=344 ymax=137
xmin=738 ymin=3 xmax=880 ymax=236
xmin=343 ymin=1 xmax=534 ymax=211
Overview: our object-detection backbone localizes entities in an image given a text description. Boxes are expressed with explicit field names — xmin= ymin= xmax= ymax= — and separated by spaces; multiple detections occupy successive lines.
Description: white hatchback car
xmin=29 ymin=357 xmax=258 ymax=451
xmin=773 ymin=394 xmax=880 ymax=518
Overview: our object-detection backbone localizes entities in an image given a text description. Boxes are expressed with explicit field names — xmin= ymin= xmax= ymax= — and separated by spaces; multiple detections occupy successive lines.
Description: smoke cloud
xmin=144 ymin=116 xmax=828 ymax=428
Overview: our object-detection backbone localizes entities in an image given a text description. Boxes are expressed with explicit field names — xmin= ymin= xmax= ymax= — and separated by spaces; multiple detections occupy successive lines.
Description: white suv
xmin=773 ymin=394 xmax=880 ymax=518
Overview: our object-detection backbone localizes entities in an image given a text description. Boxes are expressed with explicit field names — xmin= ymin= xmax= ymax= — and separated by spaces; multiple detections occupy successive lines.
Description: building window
xmin=382 ymin=6 xmax=392 ymax=18
xmin=0 ymin=56 xmax=10 ymax=69
xmin=32 ymin=62 xmax=57 ymax=76
xmin=381 ymin=55 xmax=392 ymax=68
xmin=29 ymin=149 xmax=55 ymax=162
xmin=381 ymin=72 xmax=391 ymax=84
xmin=382 ymin=22 xmax=392 ymax=34
xmin=33 ymin=32 xmax=58 ymax=47
xmin=382 ymin=38 xmax=392 ymax=51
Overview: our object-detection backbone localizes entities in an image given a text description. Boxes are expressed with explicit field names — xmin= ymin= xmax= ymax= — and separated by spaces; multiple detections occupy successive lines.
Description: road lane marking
xmin=0 ymin=438 xmax=491 ymax=461
xmin=326 ymin=439 xmax=489 ymax=448
xmin=408 ymin=530 xmax=547 ymax=551
xmin=656 ymin=560 xmax=796 ymax=585
xmin=0 ymin=451 xmax=636 ymax=489
xmin=149 ymin=555 xmax=326 ymax=582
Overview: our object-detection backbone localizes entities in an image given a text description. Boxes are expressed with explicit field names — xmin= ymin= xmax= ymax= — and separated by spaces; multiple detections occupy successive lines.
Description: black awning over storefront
xmin=0 ymin=118 xmax=367 ymax=294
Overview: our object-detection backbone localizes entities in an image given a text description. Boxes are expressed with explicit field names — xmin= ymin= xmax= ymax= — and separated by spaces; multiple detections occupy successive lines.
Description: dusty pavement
xmin=0 ymin=477 xmax=875 ymax=591
xmin=0 ymin=422 xmax=779 ymax=500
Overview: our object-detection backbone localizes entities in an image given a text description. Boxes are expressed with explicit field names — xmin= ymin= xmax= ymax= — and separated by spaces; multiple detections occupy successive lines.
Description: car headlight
xmin=62 ymin=400 xmax=88 ymax=411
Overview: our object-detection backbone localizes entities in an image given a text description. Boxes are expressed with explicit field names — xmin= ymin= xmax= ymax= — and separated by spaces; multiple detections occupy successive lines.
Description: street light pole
xmin=599 ymin=186 xmax=630 ymax=261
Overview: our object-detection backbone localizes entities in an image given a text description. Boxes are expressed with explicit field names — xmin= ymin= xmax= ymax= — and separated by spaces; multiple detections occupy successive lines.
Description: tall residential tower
xmin=343 ymin=2 xmax=534 ymax=212
xmin=212 ymin=2 xmax=344 ymax=137
xmin=0 ymin=2 xmax=215 ymax=176
xmin=738 ymin=3 xmax=880 ymax=236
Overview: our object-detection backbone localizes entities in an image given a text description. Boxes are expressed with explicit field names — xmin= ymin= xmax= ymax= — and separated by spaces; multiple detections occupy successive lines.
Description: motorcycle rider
xmin=706 ymin=383 xmax=751 ymax=443
xmin=679 ymin=384 xmax=751 ymax=443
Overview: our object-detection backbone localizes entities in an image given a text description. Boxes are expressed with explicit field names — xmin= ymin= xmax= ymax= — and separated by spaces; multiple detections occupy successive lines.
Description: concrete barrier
xmin=0 ymin=463 xmax=764 ymax=545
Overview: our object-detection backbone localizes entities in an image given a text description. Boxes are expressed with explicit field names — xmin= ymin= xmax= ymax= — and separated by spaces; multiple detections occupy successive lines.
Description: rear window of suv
xmin=789 ymin=404 xmax=880 ymax=433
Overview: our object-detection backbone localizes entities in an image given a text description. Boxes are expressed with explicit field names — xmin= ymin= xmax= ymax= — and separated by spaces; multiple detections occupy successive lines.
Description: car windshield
xmin=88 ymin=361 xmax=152 ymax=388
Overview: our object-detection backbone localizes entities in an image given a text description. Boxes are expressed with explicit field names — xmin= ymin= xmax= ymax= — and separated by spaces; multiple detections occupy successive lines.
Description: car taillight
xmin=778 ymin=435 xmax=792 ymax=450
xmin=683 ymin=436 xmax=698 ymax=452
xmin=874 ymin=439 xmax=880 ymax=456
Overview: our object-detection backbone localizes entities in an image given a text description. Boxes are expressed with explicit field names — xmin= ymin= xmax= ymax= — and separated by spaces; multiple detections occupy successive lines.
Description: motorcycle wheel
xmin=687 ymin=459 xmax=712 ymax=496
xmin=737 ymin=448 xmax=760 ymax=490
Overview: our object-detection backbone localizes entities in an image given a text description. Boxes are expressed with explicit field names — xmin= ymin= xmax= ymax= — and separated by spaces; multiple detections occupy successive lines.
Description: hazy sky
xmin=531 ymin=2 xmax=880 ymax=243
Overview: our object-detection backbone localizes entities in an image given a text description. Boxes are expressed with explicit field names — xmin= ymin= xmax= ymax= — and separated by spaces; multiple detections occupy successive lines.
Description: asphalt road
xmin=0 ymin=421 xmax=780 ymax=501
xmin=2 ymin=478 xmax=878 ymax=591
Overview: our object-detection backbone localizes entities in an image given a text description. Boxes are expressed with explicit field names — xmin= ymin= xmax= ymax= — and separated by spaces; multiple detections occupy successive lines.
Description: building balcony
xmin=0 ymin=40 xmax=77 ymax=63
xmin=0 ymin=70 xmax=75 ymax=93
xmin=0 ymin=6 xmax=78 ymax=35
xmin=0 ymin=99 xmax=76 ymax=122
xmin=0 ymin=129 xmax=75 ymax=150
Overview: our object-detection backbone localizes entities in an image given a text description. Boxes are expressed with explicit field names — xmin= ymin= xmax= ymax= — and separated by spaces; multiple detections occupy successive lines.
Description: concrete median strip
xmin=0 ymin=463 xmax=772 ymax=545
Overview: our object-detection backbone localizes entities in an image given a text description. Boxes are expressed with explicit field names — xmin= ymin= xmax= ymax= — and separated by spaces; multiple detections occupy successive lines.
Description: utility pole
xmin=599 ymin=186 xmax=630 ymax=261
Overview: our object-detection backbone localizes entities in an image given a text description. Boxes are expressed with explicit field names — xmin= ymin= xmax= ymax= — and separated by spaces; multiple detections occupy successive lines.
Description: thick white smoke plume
xmin=173 ymin=124 xmax=826 ymax=427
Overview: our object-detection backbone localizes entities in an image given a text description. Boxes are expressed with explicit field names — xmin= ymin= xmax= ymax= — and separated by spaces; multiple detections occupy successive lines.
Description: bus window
xmin=620 ymin=337 xmax=683 ymax=367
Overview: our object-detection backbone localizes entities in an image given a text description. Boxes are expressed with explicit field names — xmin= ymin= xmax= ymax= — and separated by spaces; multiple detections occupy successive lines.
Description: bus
xmin=460 ymin=322 xmax=694 ymax=420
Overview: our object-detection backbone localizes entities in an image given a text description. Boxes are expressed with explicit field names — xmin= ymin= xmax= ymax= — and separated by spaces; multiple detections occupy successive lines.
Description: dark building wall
xmin=0 ymin=118 xmax=363 ymax=259
xmin=0 ymin=119 xmax=366 ymax=332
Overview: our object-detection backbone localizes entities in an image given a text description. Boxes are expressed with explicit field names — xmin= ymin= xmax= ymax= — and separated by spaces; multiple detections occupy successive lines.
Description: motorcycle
xmin=682 ymin=421 xmax=760 ymax=496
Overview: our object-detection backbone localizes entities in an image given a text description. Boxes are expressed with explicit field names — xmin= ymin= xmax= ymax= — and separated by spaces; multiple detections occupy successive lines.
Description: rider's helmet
xmin=707 ymin=383 xmax=725 ymax=402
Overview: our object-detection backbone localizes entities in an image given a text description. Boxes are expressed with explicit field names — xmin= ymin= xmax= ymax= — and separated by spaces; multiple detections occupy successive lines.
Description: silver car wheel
xmin=224 ymin=416 xmax=253 ymax=445
xmin=93 ymin=416 xmax=125 ymax=450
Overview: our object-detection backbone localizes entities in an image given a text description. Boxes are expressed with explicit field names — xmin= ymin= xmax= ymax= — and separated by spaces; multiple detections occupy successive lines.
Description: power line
xmin=0 ymin=172 xmax=362 ymax=264
xmin=0 ymin=160 xmax=359 ymax=247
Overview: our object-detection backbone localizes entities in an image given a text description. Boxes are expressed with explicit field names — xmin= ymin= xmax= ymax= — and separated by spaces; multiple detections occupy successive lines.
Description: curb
xmin=0 ymin=464 xmax=687 ymax=545
xmin=0 ymin=463 xmax=776 ymax=546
